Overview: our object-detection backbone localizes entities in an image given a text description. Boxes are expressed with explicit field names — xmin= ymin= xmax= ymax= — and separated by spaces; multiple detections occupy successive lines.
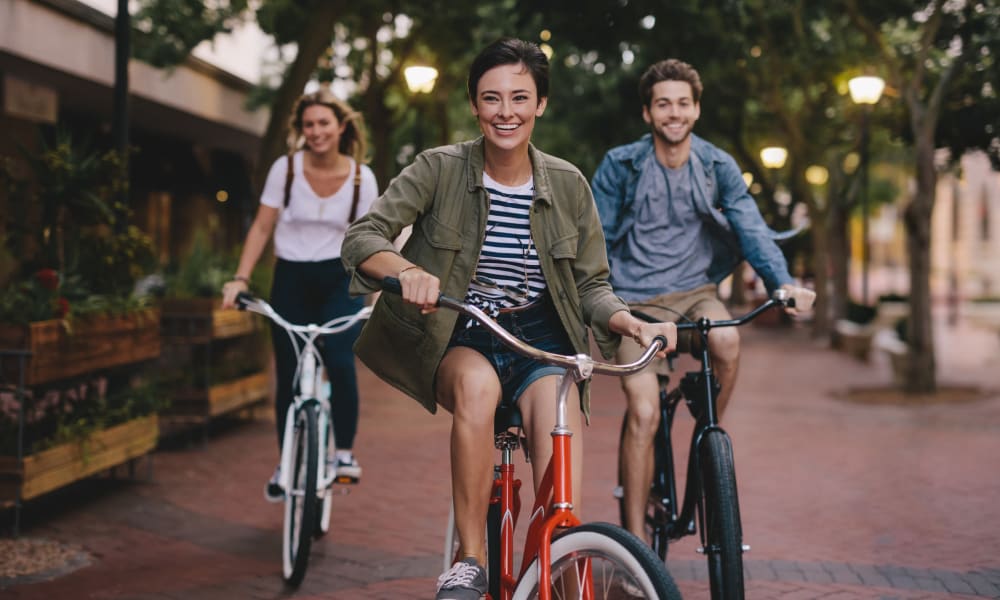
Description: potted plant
xmin=158 ymin=231 xmax=270 ymax=424
xmin=0 ymin=130 xmax=163 ymax=507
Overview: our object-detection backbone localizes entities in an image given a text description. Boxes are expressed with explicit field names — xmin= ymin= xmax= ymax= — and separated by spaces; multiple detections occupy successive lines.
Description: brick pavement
xmin=2 ymin=313 xmax=999 ymax=599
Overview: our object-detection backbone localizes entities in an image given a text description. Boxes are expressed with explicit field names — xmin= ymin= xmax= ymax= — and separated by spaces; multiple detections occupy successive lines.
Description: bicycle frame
xmin=237 ymin=294 xmax=372 ymax=496
xmin=491 ymin=370 xmax=585 ymax=600
xmin=637 ymin=293 xmax=789 ymax=552
xmin=395 ymin=282 xmax=666 ymax=600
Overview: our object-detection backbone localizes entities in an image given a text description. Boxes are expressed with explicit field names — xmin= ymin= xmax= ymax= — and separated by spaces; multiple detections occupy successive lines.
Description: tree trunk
xmin=827 ymin=168 xmax=851 ymax=345
xmin=902 ymin=134 xmax=937 ymax=393
xmin=809 ymin=203 xmax=831 ymax=337
xmin=251 ymin=1 xmax=344 ymax=195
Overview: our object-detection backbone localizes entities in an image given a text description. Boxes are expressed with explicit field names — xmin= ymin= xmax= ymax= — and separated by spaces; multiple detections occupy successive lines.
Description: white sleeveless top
xmin=260 ymin=151 xmax=378 ymax=261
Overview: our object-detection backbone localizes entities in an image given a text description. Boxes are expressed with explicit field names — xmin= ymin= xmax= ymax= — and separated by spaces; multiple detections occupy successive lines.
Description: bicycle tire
xmin=283 ymin=403 xmax=319 ymax=586
xmin=616 ymin=414 xmax=672 ymax=561
xmin=513 ymin=522 xmax=681 ymax=600
xmin=486 ymin=501 xmax=501 ymax=600
xmin=700 ymin=429 xmax=744 ymax=600
xmin=316 ymin=410 xmax=335 ymax=538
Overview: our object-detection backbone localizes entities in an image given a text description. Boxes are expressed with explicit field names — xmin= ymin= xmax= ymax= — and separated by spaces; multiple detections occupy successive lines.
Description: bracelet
xmin=399 ymin=265 xmax=422 ymax=276
xmin=231 ymin=275 xmax=250 ymax=285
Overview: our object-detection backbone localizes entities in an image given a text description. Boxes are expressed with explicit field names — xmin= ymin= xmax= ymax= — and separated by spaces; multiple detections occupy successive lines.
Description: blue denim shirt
xmin=592 ymin=133 xmax=794 ymax=293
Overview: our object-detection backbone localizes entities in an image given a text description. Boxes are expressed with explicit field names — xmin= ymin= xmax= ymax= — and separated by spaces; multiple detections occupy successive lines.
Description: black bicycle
xmin=615 ymin=289 xmax=795 ymax=600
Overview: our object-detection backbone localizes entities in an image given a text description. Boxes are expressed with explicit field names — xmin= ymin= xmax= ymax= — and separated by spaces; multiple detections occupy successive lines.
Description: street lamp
xmin=760 ymin=145 xmax=789 ymax=215
xmin=849 ymin=75 xmax=885 ymax=305
xmin=404 ymin=65 xmax=438 ymax=154
xmin=760 ymin=146 xmax=788 ymax=170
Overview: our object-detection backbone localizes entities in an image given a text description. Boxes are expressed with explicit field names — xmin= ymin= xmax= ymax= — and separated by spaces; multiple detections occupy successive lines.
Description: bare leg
xmin=619 ymin=370 xmax=660 ymax=541
xmin=707 ymin=327 xmax=740 ymax=416
xmin=436 ymin=347 xmax=501 ymax=565
xmin=517 ymin=375 xmax=583 ymax=512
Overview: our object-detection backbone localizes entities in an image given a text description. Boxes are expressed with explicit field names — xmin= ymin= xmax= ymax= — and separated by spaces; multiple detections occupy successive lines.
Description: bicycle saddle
xmin=494 ymin=402 xmax=522 ymax=435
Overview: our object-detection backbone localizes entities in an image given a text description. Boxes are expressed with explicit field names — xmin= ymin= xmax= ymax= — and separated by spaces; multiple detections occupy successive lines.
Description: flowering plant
xmin=0 ymin=130 xmax=157 ymax=325
xmin=0 ymin=268 xmax=75 ymax=325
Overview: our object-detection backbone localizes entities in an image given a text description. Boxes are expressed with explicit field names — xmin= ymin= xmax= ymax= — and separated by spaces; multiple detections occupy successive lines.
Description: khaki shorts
xmin=616 ymin=284 xmax=730 ymax=378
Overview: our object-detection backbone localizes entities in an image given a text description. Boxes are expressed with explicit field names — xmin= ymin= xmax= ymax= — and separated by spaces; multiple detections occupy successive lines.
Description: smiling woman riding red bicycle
xmin=342 ymin=37 xmax=679 ymax=600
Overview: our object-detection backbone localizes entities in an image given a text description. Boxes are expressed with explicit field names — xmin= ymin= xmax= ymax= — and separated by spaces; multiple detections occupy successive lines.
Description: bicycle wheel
xmin=315 ymin=409 xmax=335 ymax=538
xmin=283 ymin=403 xmax=319 ymax=586
xmin=700 ymin=429 xmax=744 ymax=600
xmin=514 ymin=522 xmax=681 ymax=600
xmin=616 ymin=414 xmax=671 ymax=561
xmin=486 ymin=500 xmax=501 ymax=600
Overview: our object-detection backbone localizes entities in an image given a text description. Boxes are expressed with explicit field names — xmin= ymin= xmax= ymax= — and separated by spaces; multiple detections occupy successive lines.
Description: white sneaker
xmin=264 ymin=466 xmax=283 ymax=503
xmin=335 ymin=455 xmax=362 ymax=483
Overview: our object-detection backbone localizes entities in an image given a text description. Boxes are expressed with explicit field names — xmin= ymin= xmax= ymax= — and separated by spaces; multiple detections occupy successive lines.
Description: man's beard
xmin=651 ymin=121 xmax=691 ymax=146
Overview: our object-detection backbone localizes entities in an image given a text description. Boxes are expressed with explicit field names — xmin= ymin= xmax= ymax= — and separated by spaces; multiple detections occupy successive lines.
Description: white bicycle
xmin=236 ymin=292 xmax=372 ymax=586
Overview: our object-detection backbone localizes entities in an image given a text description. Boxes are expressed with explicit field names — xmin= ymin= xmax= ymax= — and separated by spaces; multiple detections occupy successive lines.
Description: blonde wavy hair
xmin=286 ymin=89 xmax=369 ymax=164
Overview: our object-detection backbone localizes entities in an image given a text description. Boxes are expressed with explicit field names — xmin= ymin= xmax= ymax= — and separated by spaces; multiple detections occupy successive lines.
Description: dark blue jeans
xmin=447 ymin=293 xmax=574 ymax=406
xmin=270 ymin=258 xmax=363 ymax=450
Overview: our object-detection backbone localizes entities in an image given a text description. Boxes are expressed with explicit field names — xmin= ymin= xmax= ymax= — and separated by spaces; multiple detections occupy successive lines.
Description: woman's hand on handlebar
xmin=398 ymin=265 xmax=440 ymax=314
xmin=635 ymin=321 xmax=678 ymax=358
xmin=611 ymin=310 xmax=677 ymax=358
xmin=221 ymin=279 xmax=248 ymax=309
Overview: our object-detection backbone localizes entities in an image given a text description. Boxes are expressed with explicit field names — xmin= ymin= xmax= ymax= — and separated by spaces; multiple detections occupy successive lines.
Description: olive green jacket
xmin=341 ymin=137 xmax=628 ymax=415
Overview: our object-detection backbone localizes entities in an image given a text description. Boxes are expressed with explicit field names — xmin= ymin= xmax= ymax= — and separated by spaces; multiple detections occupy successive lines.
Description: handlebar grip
xmin=652 ymin=335 xmax=669 ymax=351
xmin=235 ymin=291 xmax=254 ymax=311
xmin=381 ymin=277 xmax=403 ymax=296
xmin=786 ymin=297 xmax=796 ymax=309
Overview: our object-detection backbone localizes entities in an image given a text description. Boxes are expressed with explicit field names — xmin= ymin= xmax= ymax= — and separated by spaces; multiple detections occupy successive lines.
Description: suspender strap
xmin=283 ymin=154 xmax=294 ymax=208
xmin=284 ymin=154 xmax=361 ymax=222
xmin=348 ymin=161 xmax=362 ymax=223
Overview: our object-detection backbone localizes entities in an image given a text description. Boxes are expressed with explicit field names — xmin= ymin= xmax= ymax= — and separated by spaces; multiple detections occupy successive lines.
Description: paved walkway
xmin=2 ymin=312 xmax=999 ymax=599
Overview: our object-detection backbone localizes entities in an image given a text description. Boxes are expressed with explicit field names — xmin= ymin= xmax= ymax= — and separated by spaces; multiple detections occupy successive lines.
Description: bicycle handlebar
xmin=632 ymin=289 xmax=794 ymax=331
xmin=236 ymin=291 xmax=372 ymax=336
xmin=380 ymin=277 xmax=667 ymax=379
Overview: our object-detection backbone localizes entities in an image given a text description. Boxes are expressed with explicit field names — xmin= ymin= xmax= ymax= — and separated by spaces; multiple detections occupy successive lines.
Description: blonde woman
xmin=222 ymin=90 xmax=378 ymax=501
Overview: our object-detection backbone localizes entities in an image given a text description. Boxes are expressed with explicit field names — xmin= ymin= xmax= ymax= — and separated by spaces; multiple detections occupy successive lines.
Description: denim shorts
xmin=447 ymin=294 xmax=574 ymax=406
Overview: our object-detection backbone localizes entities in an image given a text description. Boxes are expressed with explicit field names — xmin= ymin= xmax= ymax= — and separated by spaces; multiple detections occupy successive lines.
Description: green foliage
xmin=0 ymin=131 xmax=158 ymax=324
xmin=133 ymin=0 xmax=249 ymax=68
xmin=164 ymin=230 xmax=237 ymax=299
xmin=76 ymin=225 xmax=158 ymax=298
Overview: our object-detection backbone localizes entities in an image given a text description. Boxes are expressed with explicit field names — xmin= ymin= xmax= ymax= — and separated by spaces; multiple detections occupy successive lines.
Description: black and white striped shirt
xmin=466 ymin=173 xmax=547 ymax=316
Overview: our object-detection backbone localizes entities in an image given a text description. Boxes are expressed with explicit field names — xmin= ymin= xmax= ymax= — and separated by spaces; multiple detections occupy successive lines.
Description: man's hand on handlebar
xmin=780 ymin=284 xmax=816 ymax=315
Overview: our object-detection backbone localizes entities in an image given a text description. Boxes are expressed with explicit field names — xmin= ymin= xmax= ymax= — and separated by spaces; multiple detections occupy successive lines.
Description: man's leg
xmin=688 ymin=298 xmax=740 ymax=417
xmin=436 ymin=347 xmax=502 ymax=565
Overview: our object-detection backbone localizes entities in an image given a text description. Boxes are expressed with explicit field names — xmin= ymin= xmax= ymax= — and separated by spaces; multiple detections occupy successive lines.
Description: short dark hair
xmin=638 ymin=59 xmax=703 ymax=106
xmin=467 ymin=38 xmax=549 ymax=101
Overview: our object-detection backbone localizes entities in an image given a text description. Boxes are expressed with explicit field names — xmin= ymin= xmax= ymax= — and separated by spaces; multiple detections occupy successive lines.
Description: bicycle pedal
xmin=742 ymin=544 xmax=751 ymax=552
xmin=334 ymin=475 xmax=359 ymax=484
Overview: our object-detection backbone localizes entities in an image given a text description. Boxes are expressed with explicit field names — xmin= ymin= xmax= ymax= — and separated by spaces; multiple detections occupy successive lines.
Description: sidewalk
xmin=2 ymin=314 xmax=999 ymax=599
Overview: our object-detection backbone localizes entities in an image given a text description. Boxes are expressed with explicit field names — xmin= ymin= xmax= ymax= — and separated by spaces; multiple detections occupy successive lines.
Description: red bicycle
xmin=384 ymin=278 xmax=681 ymax=600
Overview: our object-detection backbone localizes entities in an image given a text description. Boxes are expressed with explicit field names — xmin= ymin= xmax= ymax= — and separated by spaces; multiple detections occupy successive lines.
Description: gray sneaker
xmin=435 ymin=557 xmax=487 ymax=600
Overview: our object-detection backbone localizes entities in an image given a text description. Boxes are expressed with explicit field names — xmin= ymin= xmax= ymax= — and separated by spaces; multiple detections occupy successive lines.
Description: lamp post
xmin=848 ymin=75 xmax=885 ymax=305
xmin=760 ymin=146 xmax=789 ymax=209
xmin=404 ymin=65 xmax=439 ymax=153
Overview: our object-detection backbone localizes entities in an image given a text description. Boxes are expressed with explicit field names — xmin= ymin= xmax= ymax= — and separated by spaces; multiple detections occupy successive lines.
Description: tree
xmin=846 ymin=0 xmax=1000 ymax=393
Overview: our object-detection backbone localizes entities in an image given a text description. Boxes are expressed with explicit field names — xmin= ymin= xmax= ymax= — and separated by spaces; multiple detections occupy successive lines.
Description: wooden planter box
xmin=160 ymin=300 xmax=268 ymax=426
xmin=160 ymin=298 xmax=259 ymax=343
xmin=0 ymin=309 xmax=161 ymax=386
xmin=167 ymin=371 xmax=270 ymax=421
xmin=0 ymin=415 xmax=159 ymax=503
